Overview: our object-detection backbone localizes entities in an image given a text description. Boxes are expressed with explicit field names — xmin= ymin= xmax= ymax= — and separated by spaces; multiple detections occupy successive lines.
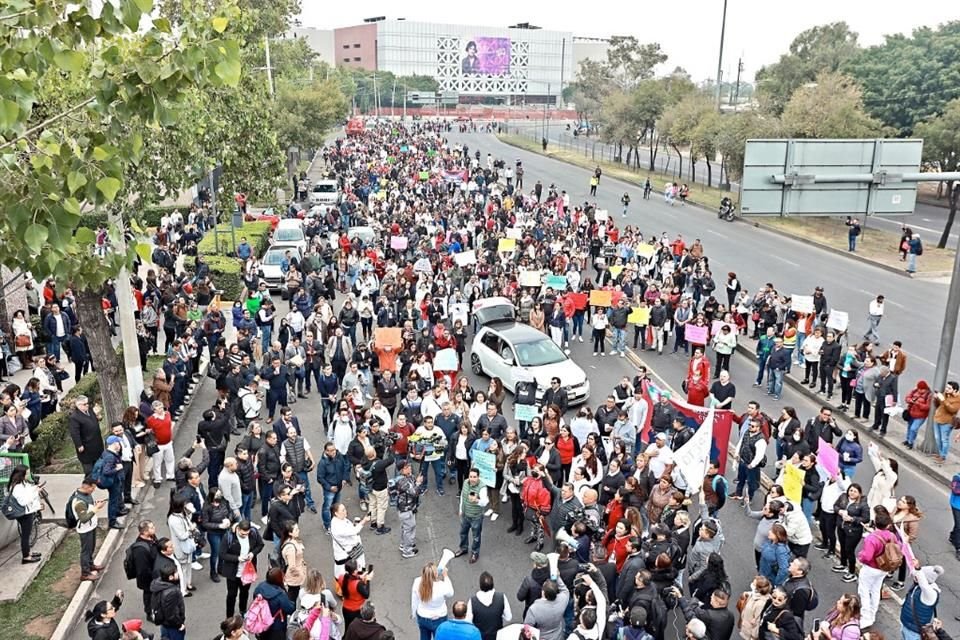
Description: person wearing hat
xmin=99 ymin=434 xmax=128 ymax=529
xmin=899 ymin=565 xmax=943 ymax=640
xmin=517 ymin=552 xmax=551 ymax=617
xmin=395 ymin=459 xmax=425 ymax=558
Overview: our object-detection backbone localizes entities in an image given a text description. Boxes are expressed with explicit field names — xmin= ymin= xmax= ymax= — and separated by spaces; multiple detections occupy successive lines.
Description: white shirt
xmin=236 ymin=534 xmax=251 ymax=578
xmin=54 ymin=314 xmax=65 ymax=337
xmin=868 ymin=300 xmax=884 ymax=316
xmin=644 ymin=442 xmax=674 ymax=478
xmin=411 ymin=576 xmax=455 ymax=619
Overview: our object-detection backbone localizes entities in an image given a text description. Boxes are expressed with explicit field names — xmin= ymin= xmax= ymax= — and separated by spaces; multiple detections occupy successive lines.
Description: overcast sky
xmin=298 ymin=1 xmax=948 ymax=84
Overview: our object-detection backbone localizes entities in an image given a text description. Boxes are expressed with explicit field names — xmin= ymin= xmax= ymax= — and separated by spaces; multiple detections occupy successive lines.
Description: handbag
xmin=1 ymin=491 xmax=27 ymax=520
xmin=332 ymin=534 xmax=364 ymax=564
xmin=15 ymin=334 xmax=30 ymax=348
xmin=144 ymin=432 xmax=160 ymax=457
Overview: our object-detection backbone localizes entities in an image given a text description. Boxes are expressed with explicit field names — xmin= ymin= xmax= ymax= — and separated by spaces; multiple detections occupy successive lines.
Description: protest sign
xmin=595 ymin=209 xmax=609 ymax=222
xmin=783 ymin=463 xmax=804 ymax=503
xmin=454 ymin=250 xmax=476 ymax=266
xmin=608 ymin=265 xmax=624 ymax=278
xmin=374 ymin=328 xmax=403 ymax=350
xmin=589 ymin=290 xmax=612 ymax=307
xmin=473 ymin=450 xmax=497 ymax=487
xmin=711 ymin=320 xmax=736 ymax=336
xmin=519 ymin=270 xmax=542 ymax=287
xmin=685 ymin=325 xmax=709 ymax=345
xmin=827 ymin=310 xmax=849 ymax=331
xmin=673 ymin=409 xmax=714 ymax=486
xmin=390 ymin=236 xmax=408 ymax=250
xmin=545 ymin=274 xmax=567 ymax=291
xmin=636 ymin=244 xmax=656 ymax=258
xmin=434 ymin=348 xmax=459 ymax=372
xmin=569 ymin=292 xmax=589 ymax=310
xmin=791 ymin=295 xmax=815 ymax=314
xmin=628 ymin=307 xmax=650 ymax=324
xmin=498 ymin=238 xmax=517 ymax=252
xmin=514 ymin=404 xmax=539 ymax=422
xmin=816 ymin=438 xmax=840 ymax=478
xmin=418 ymin=170 xmax=430 ymax=181
xmin=506 ymin=227 xmax=523 ymax=240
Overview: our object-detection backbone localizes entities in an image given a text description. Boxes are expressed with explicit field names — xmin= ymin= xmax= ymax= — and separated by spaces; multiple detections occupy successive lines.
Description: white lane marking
xmin=922 ymin=218 xmax=932 ymax=222
xmin=706 ymin=229 xmax=729 ymax=239
xmin=776 ymin=256 xmax=800 ymax=267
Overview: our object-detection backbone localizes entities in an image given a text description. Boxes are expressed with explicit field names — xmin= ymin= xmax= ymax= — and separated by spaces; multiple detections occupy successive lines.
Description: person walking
xmin=621 ymin=193 xmax=631 ymax=217
xmin=219 ymin=520 xmax=263 ymax=617
xmin=69 ymin=477 xmax=106 ymax=581
xmin=864 ymin=295 xmax=884 ymax=345
xmin=411 ymin=562 xmax=455 ymax=640
xmin=455 ymin=468 xmax=487 ymax=563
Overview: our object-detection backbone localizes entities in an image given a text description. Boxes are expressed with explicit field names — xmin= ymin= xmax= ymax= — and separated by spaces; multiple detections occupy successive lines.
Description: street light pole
xmin=715 ymin=0 xmax=728 ymax=112
xmin=264 ymin=36 xmax=275 ymax=97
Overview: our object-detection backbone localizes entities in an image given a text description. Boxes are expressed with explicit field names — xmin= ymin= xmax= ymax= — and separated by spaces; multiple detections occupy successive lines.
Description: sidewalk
xmin=735 ymin=337 xmax=959 ymax=486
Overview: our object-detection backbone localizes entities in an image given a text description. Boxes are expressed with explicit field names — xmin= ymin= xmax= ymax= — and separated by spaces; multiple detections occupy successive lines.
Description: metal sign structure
xmin=739 ymin=138 xmax=923 ymax=217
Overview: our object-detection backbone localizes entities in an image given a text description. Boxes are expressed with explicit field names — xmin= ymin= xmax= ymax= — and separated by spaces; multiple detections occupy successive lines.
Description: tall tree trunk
xmin=705 ymin=159 xmax=713 ymax=188
xmin=76 ymin=287 xmax=126 ymax=424
xmin=671 ymin=144 xmax=683 ymax=180
xmin=938 ymin=181 xmax=958 ymax=249
xmin=647 ymin=131 xmax=659 ymax=171
xmin=690 ymin=156 xmax=697 ymax=184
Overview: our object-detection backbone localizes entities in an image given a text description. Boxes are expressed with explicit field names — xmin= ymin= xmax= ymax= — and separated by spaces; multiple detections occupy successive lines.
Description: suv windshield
xmin=513 ymin=338 xmax=567 ymax=367
xmin=314 ymin=183 xmax=337 ymax=193
xmin=263 ymin=251 xmax=286 ymax=265
xmin=274 ymin=228 xmax=303 ymax=243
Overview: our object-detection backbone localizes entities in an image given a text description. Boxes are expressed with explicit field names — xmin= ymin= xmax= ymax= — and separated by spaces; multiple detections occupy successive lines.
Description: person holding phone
xmin=70 ymin=476 xmax=107 ymax=580
xmin=810 ymin=594 xmax=861 ymax=640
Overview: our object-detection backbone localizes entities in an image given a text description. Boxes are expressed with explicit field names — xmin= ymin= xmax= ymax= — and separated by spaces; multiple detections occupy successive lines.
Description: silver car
xmin=470 ymin=323 xmax=590 ymax=405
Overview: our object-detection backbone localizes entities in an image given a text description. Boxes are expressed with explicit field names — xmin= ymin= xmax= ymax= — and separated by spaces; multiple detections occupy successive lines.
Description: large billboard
xmin=458 ymin=37 xmax=511 ymax=76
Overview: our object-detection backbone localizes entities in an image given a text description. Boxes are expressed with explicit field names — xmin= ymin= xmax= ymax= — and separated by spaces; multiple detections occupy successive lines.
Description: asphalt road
xmin=507 ymin=122 xmax=960 ymax=245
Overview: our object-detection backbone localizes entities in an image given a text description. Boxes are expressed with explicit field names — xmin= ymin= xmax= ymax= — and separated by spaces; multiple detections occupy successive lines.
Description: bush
xmin=196 ymin=221 xmax=272 ymax=256
xmin=81 ymin=205 xmax=184 ymax=233
xmin=200 ymin=255 xmax=245 ymax=301
xmin=26 ymin=372 xmax=102 ymax=469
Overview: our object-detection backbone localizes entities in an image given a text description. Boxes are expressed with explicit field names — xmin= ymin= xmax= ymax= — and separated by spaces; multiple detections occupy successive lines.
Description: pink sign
xmin=816 ymin=437 xmax=840 ymax=478
xmin=390 ymin=236 xmax=408 ymax=250
xmin=711 ymin=320 xmax=736 ymax=336
xmin=685 ymin=324 xmax=709 ymax=345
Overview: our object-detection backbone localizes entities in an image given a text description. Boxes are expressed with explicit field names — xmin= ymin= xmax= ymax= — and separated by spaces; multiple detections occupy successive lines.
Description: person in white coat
xmin=167 ymin=493 xmax=199 ymax=591
xmin=865 ymin=442 xmax=898 ymax=512
xmin=330 ymin=502 xmax=367 ymax=578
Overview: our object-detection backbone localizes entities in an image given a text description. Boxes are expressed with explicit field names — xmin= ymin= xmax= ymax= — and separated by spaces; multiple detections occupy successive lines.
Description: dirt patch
xmin=52 ymin=561 xmax=81 ymax=596
xmin=24 ymin=615 xmax=58 ymax=639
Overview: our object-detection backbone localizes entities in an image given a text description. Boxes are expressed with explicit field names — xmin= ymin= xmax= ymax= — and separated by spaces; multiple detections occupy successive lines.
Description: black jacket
xmin=875 ymin=373 xmax=899 ymax=403
xmin=198 ymin=414 xmax=230 ymax=451
xmin=236 ymin=457 xmax=256 ymax=494
xmin=218 ymin=528 xmax=265 ymax=579
xmin=268 ymin=499 xmax=298 ymax=539
xmin=257 ymin=443 xmax=282 ymax=481
xmin=362 ymin=453 xmax=394 ymax=491
xmin=130 ymin=537 xmax=159 ymax=590
xmin=150 ymin=578 xmax=186 ymax=628
xmin=86 ymin=595 xmax=123 ymax=640
xmin=69 ymin=409 xmax=104 ymax=465
xmin=680 ymin=597 xmax=736 ymax=640
xmin=819 ymin=341 xmax=841 ymax=368
xmin=540 ymin=387 xmax=569 ymax=415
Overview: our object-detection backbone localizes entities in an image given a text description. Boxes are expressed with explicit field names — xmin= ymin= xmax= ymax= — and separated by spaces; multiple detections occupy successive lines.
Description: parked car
xmin=309 ymin=179 xmax=340 ymax=206
xmin=470 ymin=322 xmax=590 ymax=406
xmin=260 ymin=244 xmax=304 ymax=292
xmin=271 ymin=219 xmax=307 ymax=254
xmin=243 ymin=208 xmax=280 ymax=230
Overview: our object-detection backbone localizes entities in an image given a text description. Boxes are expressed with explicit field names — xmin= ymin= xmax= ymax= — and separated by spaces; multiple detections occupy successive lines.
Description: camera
xmin=382 ymin=431 xmax=401 ymax=444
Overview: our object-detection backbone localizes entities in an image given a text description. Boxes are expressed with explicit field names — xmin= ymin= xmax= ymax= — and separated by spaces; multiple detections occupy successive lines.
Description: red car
xmin=243 ymin=209 xmax=280 ymax=230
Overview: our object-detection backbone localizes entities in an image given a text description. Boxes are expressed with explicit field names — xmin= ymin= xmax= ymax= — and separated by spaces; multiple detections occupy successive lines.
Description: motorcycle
xmin=718 ymin=201 xmax=736 ymax=221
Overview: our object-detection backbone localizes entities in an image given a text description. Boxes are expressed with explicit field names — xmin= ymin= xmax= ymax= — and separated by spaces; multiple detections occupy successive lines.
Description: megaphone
xmin=437 ymin=548 xmax=455 ymax=575
xmin=555 ymin=528 xmax=578 ymax=551
xmin=547 ymin=552 xmax=559 ymax=581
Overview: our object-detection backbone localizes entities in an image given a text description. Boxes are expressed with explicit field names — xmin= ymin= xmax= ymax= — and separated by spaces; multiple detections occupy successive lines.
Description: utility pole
xmin=715 ymin=0 xmax=728 ymax=112
xmin=264 ymin=36 xmax=275 ymax=97
xmin=402 ymin=82 xmax=407 ymax=120
xmin=732 ymin=58 xmax=744 ymax=110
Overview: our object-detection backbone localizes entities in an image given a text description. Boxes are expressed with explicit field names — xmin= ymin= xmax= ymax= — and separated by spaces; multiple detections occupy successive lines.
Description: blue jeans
xmin=47 ymin=337 xmax=63 ymax=361
xmin=767 ymin=368 xmax=784 ymax=398
xmin=935 ymin=422 xmax=953 ymax=458
xmin=207 ymin=531 xmax=223 ymax=575
xmin=417 ymin=614 xmax=446 ymax=640
xmin=840 ymin=464 xmax=857 ymax=479
xmin=296 ymin=471 xmax=315 ymax=508
xmin=341 ymin=213 xmax=351 ymax=230
xmin=322 ymin=489 xmax=338 ymax=529
xmin=755 ymin=354 xmax=769 ymax=385
xmin=261 ymin=325 xmax=272 ymax=351
xmin=735 ymin=464 xmax=760 ymax=500
xmin=458 ymin=514 xmax=483 ymax=554
xmin=240 ymin=493 xmax=253 ymax=522
xmin=107 ymin=480 xmax=124 ymax=525
xmin=572 ymin=312 xmax=585 ymax=337
xmin=161 ymin=626 xmax=186 ymax=640
xmin=801 ymin=497 xmax=816 ymax=524
xmin=420 ymin=459 xmax=446 ymax=490
xmin=849 ymin=235 xmax=857 ymax=251
xmin=902 ymin=628 xmax=920 ymax=640
xmin=611 ymin=327 xmax=626 ymax=353
xmin=906 ymin=418 xmax=925 ymax=446
xmin=796 ymin=334 xmax=806 ymax=366
xmin=259 ymin=478 xmax=274 ymax=517
xmin=907 ymin=252 xmax=917 ymax=272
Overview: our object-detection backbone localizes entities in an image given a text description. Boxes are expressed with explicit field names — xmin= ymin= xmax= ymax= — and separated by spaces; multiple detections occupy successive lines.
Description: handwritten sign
xmin=545 ymin=274 xmax=567 ymax=291
xmin=454 ymin=250 xmax=476 ymax=266
xmin=608 ymin=265 xmax=624 ymax=278
xmin=636 ymin=244 xmax=656 ymax=258
xmin=791 ymin=295 xmax=814 ymax=314
xmin=450 ymin=303 xmax=469 ymax=326
xmin=817 ymin=438 xmax=840 ymax=479
xmin=595 ymin=209 xmax=609 ymax=222
xmin=505 ymin=227 xmax=523 ymax=240
xmin=390 ymin=236 xmax=408 ymax=250
xmin=628 ymin=307 xmax=650 ymax=324
xmin=515 ymin=404 xmax=539 ymax=422
xmin=589 ymin=290 xmax=612 ymax=307
xmin=498 ymin=238 xmax=517 ymax=252
xmin=783 ymin=463 xmax=804 ymax=503
xmin=685 ymin=324 xmax=709 ymax=345
xmin=374 ymin=327 xmax=403 ymax=350
xmin=570 ymin=292 xmax=589 ymax=311
xmin=827 ymin=309 xmax=848 ymax=332
xmin=519 ymin=270 xmax=542 ymax=287
xmin=434 ymin=348 xmax=459 ymax=372
xmin=473 ymin=450 xmax=497 ymax=487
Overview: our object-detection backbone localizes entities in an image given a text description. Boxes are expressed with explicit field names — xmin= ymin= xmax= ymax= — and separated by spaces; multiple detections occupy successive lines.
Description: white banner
xmin=791 ymin=295 xmax=814 ymax=314
xmin=673 ymin=408 xmax=715 ymax=488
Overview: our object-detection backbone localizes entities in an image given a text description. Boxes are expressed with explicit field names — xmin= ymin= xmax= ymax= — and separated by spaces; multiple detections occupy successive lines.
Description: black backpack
xmin=124 ymin=540 xmax=146 ymax=580
xmin=64 ymin=491 xmax=80 ymax=529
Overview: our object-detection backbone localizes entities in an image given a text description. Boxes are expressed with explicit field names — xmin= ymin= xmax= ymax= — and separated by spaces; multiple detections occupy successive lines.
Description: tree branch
xmin=0 ymin=97 xmax=96 ymax=152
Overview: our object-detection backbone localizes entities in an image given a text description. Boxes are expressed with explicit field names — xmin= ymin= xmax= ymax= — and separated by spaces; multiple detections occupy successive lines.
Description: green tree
xmin=715 ymin=111 xmax=782 ymax=183
xmin=569 ymin=59 xmax=612 ymax=126
xmin=914 ymin=99 xmax=960 ymax=248
xmin=606 ymin=36 xmax=668 ymax=89
xmin=756 ymin=21 xmax=860 ymax=116
xmin=274 ymin=78 xmax=350 ymax=154
xmin=659 ymin=93 xmax=714 ymax=183
xmin=843 ymin=22 xmax=960 ymax=135
xmin=781 ymin=71 xmax=884 ymax=139
xmin=0 ymin=0 xmax=242 ymax=422
xmin=690 ymin=110 xmax=723 ymax=187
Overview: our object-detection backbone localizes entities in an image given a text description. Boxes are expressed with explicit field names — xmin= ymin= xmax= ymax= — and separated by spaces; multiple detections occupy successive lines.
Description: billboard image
xmin=461 ymin=37 xmax=511 ymax=75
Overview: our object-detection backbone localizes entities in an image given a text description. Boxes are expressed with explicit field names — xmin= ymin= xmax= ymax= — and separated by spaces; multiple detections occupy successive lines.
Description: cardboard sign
xmin=791 ymin=295 xmax=815 ymax=314
xmin=827 ymin=309 xmax=848 ymax=331
xmin=783 ymin=463 xmax=804 ymax=503
xmin=589 ymin=290 xmax=612 ymax=307
xmin=570 ymin=292 xmax=589 ymax=311
xmin=545 ymin=274 xmax=567 ymax=291
xmin=595 ymin=209 xmax=609 ymax=222
xmin=374 ymin=327 xmax=403 ymax=350
xmin=498 ymin=238 xmax=517 ymax=252
xmin=519 ymin=270 xmax=542 ymax=287
xmin=636 ymin=244 xmax=656 ymax=258
xmin=628 ymin=307 xmax=650 ymax=325
xmin=505 ymin=227 xmax=523 ymax=240
xmin=685 ymin=324 xmax=709 ymax=345
xmin=390 ymin=236 xmax=408 ymax=250
xmin=514 ymin=404 xmax=539 ymax=422
xmin=454 ymin=250 xmax=476 ymax=266
xmin=434 ymin=348 xmax=459 ymax=372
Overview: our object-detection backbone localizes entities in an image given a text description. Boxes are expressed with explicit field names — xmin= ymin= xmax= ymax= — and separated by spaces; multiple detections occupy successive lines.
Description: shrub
xmin=196 ymin=221 xmax=271 ymax=256
xmin=26 ymin=372 xmax=102 ymax=469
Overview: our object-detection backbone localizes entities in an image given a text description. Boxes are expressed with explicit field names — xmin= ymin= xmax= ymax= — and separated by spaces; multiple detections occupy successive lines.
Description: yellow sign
xmin=783 ymin=463 xmax=804 ymax=503
xmin=637 ymin=244 xmax=656 ymax=258
xmin=498 ymin=238 xmax=517 ymax=252
xmin=589 ymin=290 xmax=612 ymax=307
xmin=609 ymin=265 xmax=624 ymax=278
xmin=628 ymin=306 xmax=650 ymax=324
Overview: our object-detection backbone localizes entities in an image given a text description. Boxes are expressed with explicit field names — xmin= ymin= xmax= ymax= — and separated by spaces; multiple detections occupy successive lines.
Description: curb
xmin=50 ymin=366 xmax=210 ymax=640
xmin=732 ymin=339 xmax=953 ymax=488
xmin=495 ymin=135 xmax=949 ymax=280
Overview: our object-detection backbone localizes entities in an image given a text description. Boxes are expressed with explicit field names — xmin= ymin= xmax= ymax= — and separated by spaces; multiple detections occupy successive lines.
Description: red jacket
xmin=906 ymin=383 xmax=932 ymax=419
xmin=146 ymin=412 xmax=173 ymax=446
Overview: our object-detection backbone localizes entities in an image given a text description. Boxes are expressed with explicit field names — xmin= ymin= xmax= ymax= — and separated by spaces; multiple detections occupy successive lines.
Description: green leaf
xmin=211 ymin=16 xmax=228 ymax=33
xmin=67 ymin=170 xmax=87 ymax=194
xmin=134 ymin=0 xmax=153 ymax=12
xmin=96 ymin=176 xmax=122 ymax=202
xmin=214 ymin=59 xmax=241 ymax=87
xmin=63 ymin=197 xmax=82 ymax=216
xmin=135 ymin=242 xmax=153 ymax=263
xmin=53 ymin=50 xmax=84 ymax=73
xmin=92 ymin=145 xmax=113 ymax=161
xmin=74 ymin=227 xmax=96 ymax=245
xmin=0 ymin=98 xmax=20 ymax=129
xmin=24 ymin=224 xmax=48 ymax=253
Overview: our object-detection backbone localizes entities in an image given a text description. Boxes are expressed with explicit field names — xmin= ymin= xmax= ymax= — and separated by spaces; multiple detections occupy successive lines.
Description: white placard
xmin=826 ymin=309 xmax=848 ymax=331
xmin=505 ymin=227 xmax=523 ymax=240
xmin=454 ymin=250 xmax=476 ymax=266
xmin=791 ymin=295 xmax=815 ymax=314
xmin=595 ymin=209 xmax=609 ymax=222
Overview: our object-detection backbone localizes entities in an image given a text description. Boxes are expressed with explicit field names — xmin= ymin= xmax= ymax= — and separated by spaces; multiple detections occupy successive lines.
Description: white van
xmin=309 ymin=179 xmax=340 ymax=206
xmin=271 ymin=219 xmax=306 ymax=254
